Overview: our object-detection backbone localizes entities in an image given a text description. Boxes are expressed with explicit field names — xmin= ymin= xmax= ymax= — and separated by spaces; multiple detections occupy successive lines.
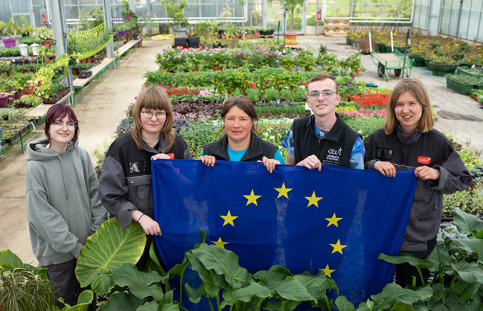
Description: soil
xmin=1 ymin=35 xmax=482 ymax=266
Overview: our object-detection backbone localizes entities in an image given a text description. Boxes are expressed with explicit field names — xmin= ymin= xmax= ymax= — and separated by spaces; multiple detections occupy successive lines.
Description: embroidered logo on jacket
xmin=417 ymin=156 xmax=431 ymax=165
xmin=324 ymin=148 xmax=342 ymax=165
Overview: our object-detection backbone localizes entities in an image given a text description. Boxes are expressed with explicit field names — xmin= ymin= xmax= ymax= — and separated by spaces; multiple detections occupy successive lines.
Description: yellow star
xmin=321 ymin=265 xmax=335 ymax=278
xmin=326 ymin=213 xmax=342 ymax=227
xmin=220 ymin=211 xmax=238 ymax=227
xmin=305 ymin=191 xmax=322 ymax=207
xmin=212 ymin=238 xmax=228 ymax=248
xmin=274 ymin=183 xmax=293 ymax=199
xmin=330 ymin=239 xmax=347 ymax=254
xmin=244 ymin=190 xmax=261 ymax=206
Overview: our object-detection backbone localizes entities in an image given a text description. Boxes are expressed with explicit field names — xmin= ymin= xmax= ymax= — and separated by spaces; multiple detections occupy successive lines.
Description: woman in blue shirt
xmin=200 ymin=95 xmax=284 ymax=172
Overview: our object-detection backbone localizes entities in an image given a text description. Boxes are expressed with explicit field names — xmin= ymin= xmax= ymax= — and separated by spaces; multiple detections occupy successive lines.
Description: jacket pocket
xmin=127 ymin=175 xmax=153 ymax=216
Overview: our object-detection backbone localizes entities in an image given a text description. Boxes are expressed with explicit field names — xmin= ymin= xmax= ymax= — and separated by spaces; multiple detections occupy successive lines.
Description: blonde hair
xmin=131 ymin=86 xmax=175 ymax=151
xmin=384 ymin=78 xmax=434 ymax=135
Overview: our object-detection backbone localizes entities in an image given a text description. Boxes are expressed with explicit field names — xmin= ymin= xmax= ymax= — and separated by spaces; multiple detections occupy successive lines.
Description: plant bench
xmin=73 ymin=57 xmax=117 ymax=101
xmin=116 ymin=39 xmax=142 ymax=66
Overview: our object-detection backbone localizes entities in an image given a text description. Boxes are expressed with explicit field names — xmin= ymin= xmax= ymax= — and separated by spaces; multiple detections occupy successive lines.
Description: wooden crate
xmin=324 ymin=18 xmax=350 ymax=36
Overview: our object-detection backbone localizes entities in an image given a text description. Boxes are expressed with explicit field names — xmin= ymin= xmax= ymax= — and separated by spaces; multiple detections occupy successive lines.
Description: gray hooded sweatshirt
xmin=25 ymin=137 xmax=107 ymax=266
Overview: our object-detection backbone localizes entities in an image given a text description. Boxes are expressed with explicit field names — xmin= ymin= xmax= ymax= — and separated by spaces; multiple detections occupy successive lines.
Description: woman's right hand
xmin=199 ymin=155 xmax=216 ymax=167
xmin=138 ymin=214 xmax=162 ymax=236
xmin=133 ymin=210 xmax=162 ymax=235
xmin=374 ymin=161 xmax=396 ymax=177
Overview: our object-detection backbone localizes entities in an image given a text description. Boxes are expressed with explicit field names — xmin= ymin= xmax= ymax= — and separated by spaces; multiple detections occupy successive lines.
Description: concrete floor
xmin=1 ymin=36 xmax=482 ymax=265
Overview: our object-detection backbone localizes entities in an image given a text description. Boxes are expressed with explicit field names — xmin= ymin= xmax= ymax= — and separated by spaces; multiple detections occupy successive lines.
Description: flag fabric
xmin=152 ymin=160 xmax=417 ymax=306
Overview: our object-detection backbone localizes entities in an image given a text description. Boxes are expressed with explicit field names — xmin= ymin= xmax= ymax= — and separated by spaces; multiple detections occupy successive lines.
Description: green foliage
xmin=178 ymin=121 xmax=222 ymax=158
xmin=0 ymin=250 xmax=56 ymax=310
xmin=75 ymin=218 xmax=146 ymax=295
xmin=377 ymin=207 xmax=483 ymax=310
xmin=159 ymin=0 xmax=193 ymax=28
xmin=31 ymin=26 xmax=54 ymax=42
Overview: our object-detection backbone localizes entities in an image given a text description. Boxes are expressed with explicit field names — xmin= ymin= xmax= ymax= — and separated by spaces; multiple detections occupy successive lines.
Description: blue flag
xmin=152 ymin=160 xmax=417 ymax=306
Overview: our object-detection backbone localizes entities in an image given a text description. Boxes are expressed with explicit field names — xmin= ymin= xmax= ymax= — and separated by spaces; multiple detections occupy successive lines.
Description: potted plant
xmin=282 ymin=0 xmax=304 ymax=40
xmin=0 ymin=16 xmax=20 ymax=48
xmin=160 ymin=0 xmax=193 ymax=38
xmin=31 ymin=26 xmax=54 ymax=48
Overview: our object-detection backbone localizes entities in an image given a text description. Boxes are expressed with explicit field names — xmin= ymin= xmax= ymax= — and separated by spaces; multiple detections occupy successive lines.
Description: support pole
xmin=49 ymin=0 xmax=73 ymax=104
xmin=102 ymin=0 xmax=115 ymax=69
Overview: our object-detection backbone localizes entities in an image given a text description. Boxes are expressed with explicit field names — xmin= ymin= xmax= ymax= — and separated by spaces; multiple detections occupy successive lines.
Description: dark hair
xmin=44 ymin=104 xmax=79 ymax=146
xmin=131 ymin=86 xmax=175 ymax=151
xmin=308 ymin=73 xmax=338 ymax=93
xmin=221 ymin=95 xmax=259 ymax=134
xmin=384 ymin=78 xmax=434 ymax=134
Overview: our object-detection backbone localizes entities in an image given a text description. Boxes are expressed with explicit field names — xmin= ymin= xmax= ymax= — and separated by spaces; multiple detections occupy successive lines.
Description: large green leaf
xmin=112 ymin=263 xmax=164 ymax=300
xmin=451 ymin=261 xmax=483 ymax=283
xmin=185 ymin=283 xmax=204 ymax=303
xmin=369 ymin=283 xmax=433 ymax=308
xmin=426 ymin=242 xmax=452 ymax=271
xmin=136 ymin=301 xmax=158 ymax=311
xmin=222 ymin=282 xmax=271 ymax=303
xmin=441 ymin=288 xmax=469 ymax=310
xmin=76 ymin=218 xmax=146 ymax=294
xmin=264 ymin=299 xmax=301 ymax=311
xmin=190 ymin=243 xmax=249 ymax=289
xmin=0 ymin=249 xmax=47 ymax=278
xmin=62 ymin=290 xmax=93 ymax=311
xmin=335 ymin=296 xmax=355 ymax=311
xmin=161 ymin=304 xmax=181 ymax=311
xmin=379 ymin=253 xmax=427 ymax=268
xmin=186 ymin=252 xmax=226 ymax=297
xmin=453 ymin=208 xmax=483 ymax=234
xmin=294 ymin=270 xmax=336 ymax=299
xmin=448 ymin=282 xmax=480 ymax=303
xmin=254 ymin=265 xmax=292 ymax=290
xmin=451 ymin=237 xmax=483 ymax=261
xmin=97 ymin=291 xmax=144 ymax=311
xmin=274 ymin=276 xmax=317 ymax=303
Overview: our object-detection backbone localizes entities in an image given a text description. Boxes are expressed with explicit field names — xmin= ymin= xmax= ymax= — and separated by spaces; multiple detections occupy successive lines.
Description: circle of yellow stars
xmin=212 ymin=182 xmax=346 ymax=278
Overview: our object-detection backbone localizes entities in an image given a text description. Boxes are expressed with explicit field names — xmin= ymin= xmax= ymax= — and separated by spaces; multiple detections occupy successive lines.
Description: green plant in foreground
xmin=376 ymin=208 xmax=483 ymax=310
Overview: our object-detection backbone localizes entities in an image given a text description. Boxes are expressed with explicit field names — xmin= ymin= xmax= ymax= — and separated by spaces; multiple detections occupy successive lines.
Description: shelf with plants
xmin=67 ymin=24 xmax=113 ymax=60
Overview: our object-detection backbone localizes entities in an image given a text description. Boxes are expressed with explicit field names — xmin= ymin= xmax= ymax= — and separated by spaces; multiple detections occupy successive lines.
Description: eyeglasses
xmin=308 ymin=90 xmax=337 ymax=100
xmin=53 ymin=122 xmax=77 ymax=129
xmin=141 ymin=110 xmax=167 ymax=120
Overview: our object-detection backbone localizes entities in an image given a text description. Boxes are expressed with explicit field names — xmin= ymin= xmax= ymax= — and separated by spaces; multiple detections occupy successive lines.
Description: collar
xmin=306 ymin=113 xmax=344 ymax=142
xmin=210 ymin=133 xmax=264 ymax=161
xmin=396 ymin=125 xmax=422 ymax=144
xmin=138 ymin=132 xmax=167 ymax=153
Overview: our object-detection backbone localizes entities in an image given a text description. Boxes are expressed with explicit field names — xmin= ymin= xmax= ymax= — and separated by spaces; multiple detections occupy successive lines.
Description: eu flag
xmin=152 ymin=160 xmax=417 ymax=306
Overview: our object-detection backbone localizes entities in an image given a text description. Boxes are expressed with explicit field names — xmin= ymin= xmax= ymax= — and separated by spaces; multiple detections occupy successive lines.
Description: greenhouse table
xmin=73 ymin=57 xmax=117 ymax=101
xmin=370 ymin=50 xmax=413 ymax=81
xmin=115 ymin=39 xmax=141 ymax=67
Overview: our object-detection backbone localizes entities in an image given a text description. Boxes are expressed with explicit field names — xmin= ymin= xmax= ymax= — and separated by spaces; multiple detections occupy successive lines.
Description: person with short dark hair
xmin=364 ymin=78 xmax=471 ymax=287
xmin=282 ymin=73 xmax=364 ymax=170
xmin=200 ymin=95 xmax=284 ymax=172
xmin=25 ymin=104 xmax=107 ymax=309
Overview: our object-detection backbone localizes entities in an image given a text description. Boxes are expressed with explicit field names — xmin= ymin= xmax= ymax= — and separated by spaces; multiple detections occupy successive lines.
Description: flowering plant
xmin=31 ymin=26 xmax=54 ymax=42
xmin=349 ymin=92 xmax=390 ymax=108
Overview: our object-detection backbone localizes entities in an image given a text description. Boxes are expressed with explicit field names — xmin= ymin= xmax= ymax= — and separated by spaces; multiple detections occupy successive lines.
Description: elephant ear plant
xmin=74 ymin=219 xmax=350 ymax=310
xmin=374 ymin=207 xmax=483 ymax=310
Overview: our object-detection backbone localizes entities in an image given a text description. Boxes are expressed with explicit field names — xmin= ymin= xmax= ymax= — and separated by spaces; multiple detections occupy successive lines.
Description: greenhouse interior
xmin=1 ymin=0 xmax=483 ymax=310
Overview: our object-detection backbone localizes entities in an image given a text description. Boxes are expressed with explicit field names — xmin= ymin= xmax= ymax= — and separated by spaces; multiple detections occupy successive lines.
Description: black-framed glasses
xmin=308 ymin=90 xmax=336 ymax=100
xmin=141 ymin=110 xmax=167 ymax=120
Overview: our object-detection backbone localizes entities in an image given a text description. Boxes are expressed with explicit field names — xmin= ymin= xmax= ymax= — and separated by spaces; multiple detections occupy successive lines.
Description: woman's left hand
xmin=151 ymin=153 xmax=172 ymax=161
xmin=260 ymin=156 xmax=280 ymax=173
xmin=414 ymin=166 xmax=440 ymax=180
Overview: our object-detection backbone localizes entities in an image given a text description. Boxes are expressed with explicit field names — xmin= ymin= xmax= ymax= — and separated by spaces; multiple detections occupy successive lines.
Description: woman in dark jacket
xmin=99 ymin=86 xmax=192 ymax=236
xmin=364 ymin=78 xmax=471 ymax=287
xmin=199 ymin=95 xmax=284 ymax=172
